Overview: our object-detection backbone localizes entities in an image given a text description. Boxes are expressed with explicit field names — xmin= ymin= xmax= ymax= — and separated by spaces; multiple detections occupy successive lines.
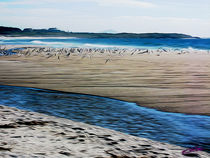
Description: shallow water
xmin=1 ymin=36 xmax=210 ymax=50
xmin=0 ymin=85 xmax=209 ymax=152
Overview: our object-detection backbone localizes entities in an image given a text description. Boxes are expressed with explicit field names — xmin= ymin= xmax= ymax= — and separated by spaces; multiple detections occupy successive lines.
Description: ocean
xmin=0 ymin=36 xmax=210 ymax=50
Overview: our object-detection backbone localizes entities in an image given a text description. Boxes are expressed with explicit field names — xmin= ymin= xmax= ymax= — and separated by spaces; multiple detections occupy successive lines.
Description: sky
xmin=0 ymin=0 xmax=210 ymax=37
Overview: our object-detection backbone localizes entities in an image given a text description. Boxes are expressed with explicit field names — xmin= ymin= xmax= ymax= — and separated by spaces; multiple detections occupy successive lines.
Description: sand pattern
xmin=1 ymin=105 xmax=209 ymax=158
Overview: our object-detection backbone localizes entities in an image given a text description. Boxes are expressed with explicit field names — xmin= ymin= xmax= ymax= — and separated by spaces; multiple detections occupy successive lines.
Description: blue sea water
xmin=0 ymin=85 xmax=210 ymax=152
xmin=0 ymin=36 xmax=210 ymax=50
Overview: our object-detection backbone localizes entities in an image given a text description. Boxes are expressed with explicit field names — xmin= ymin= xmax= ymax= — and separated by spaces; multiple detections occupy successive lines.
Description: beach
xmin=0 ymin=46 xmax=210 ymax=115
xmin=1 ymin=0 xmax=210 ymax=157
xmin=1 ymin=46 xmax=210 ymax=157
xmin=1 ymin=105 xmax=209 ymax=158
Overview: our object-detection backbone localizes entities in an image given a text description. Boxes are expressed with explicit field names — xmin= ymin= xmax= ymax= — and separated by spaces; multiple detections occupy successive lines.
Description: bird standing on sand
xmin=66 ymin=52 xmax=71 ymax=57
xmin=131 ymin=51 xmax=135 ymax=55
xmin=105 ymin=59 xmax=111 ymax=64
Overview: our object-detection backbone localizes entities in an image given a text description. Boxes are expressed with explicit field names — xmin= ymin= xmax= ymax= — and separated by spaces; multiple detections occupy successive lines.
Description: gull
xmin=66 ymin=52 xmax=71 ymax=57
xmin=131 ymin=51 xmax=135 ymax=56
xmin=162 ymin=48 xmax=167 ymax=52
xmin=100 ymin=50 xmax=105 ymax=54
xmin=138 ymin=49 xmax=149 ymax=54
xmin=46 ymin=54 xmax=53 ymax=59
xmin=105 ymin=58 xmax=111 ymax=64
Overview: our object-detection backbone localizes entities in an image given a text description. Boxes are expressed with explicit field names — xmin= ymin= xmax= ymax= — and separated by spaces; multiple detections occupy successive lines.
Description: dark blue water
xmin=0 ymin=85 xmax=209 ymax=152
xmin=1 ymin=37 xmax=210 ymax=50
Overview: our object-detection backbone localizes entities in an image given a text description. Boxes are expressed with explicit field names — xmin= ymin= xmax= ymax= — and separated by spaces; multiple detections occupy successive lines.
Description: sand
xmin=1 ymin=105 xmax=209 ymax=158
xmin=0 ymin=46 xmax=210 ymax=115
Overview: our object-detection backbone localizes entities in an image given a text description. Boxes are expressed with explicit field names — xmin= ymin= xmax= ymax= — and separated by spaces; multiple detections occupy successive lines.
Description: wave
xmin=32 ymin=41 xmax=132 ymax=48
xmin=83 ymin=43 xmax=131 ymax=48
xmin=31 ymin=40 xmax=74 ymax=46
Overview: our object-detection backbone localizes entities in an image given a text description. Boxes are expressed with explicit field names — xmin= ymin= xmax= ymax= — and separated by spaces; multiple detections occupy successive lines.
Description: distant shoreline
xmin=0 ymin=26 xmax=199 ymax=39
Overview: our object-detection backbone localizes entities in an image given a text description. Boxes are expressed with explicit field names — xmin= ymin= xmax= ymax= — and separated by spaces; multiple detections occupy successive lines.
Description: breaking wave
xmin=0 ymin=36 xmax=210 ymax=50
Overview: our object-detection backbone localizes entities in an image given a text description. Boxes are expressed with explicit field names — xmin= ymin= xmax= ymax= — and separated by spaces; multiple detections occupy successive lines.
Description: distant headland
xmin=0 ymin=26 xmax=199 ymax=39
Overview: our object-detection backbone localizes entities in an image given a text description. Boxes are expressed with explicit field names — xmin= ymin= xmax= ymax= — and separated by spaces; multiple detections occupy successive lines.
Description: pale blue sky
xmin=0 ymin=0 xmax=209 ymax=37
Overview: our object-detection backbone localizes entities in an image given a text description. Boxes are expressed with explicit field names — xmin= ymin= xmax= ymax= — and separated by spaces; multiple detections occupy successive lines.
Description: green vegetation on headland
xmin=0 ymin=26 xmax=198 ymax=38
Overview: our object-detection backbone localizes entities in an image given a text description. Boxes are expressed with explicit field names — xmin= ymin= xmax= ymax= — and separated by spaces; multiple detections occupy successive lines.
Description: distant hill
xmin=0 ymin=26 xmax=198 ymax=39
xmin=0 ymin=26 xmax=22 ymax=34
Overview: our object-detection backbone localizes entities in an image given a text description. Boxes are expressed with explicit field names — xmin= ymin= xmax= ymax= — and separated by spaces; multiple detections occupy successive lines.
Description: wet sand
xmin=0 ymin=46 xmax=210 ymax=115
xmin=1 ymin=105 xmax=209 ymax=158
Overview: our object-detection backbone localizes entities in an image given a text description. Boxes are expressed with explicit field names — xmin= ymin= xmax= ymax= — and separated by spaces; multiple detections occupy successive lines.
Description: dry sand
xmin=0 ymin=46 xmax=210 ymax=115
xmin=1 ymin=105 xmax=209 ymax=158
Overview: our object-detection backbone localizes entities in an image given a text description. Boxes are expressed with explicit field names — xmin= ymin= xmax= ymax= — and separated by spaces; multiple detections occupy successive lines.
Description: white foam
xmin=83 ymin=43 xmax=130 ymax=48
xmin=31 ymin=40 xmax=72 ymax=45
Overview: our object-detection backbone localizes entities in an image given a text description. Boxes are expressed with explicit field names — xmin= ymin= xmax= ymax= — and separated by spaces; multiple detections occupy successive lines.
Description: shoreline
xmin=0 ymin=45 xmax=210 ymax=115
xmin=1 ymin=105 xmax=209 ymax=158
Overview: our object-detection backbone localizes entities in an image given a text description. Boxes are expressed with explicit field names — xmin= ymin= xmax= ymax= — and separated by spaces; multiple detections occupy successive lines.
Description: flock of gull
xmin=0 ymin=45 xmax=208 ymax=63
